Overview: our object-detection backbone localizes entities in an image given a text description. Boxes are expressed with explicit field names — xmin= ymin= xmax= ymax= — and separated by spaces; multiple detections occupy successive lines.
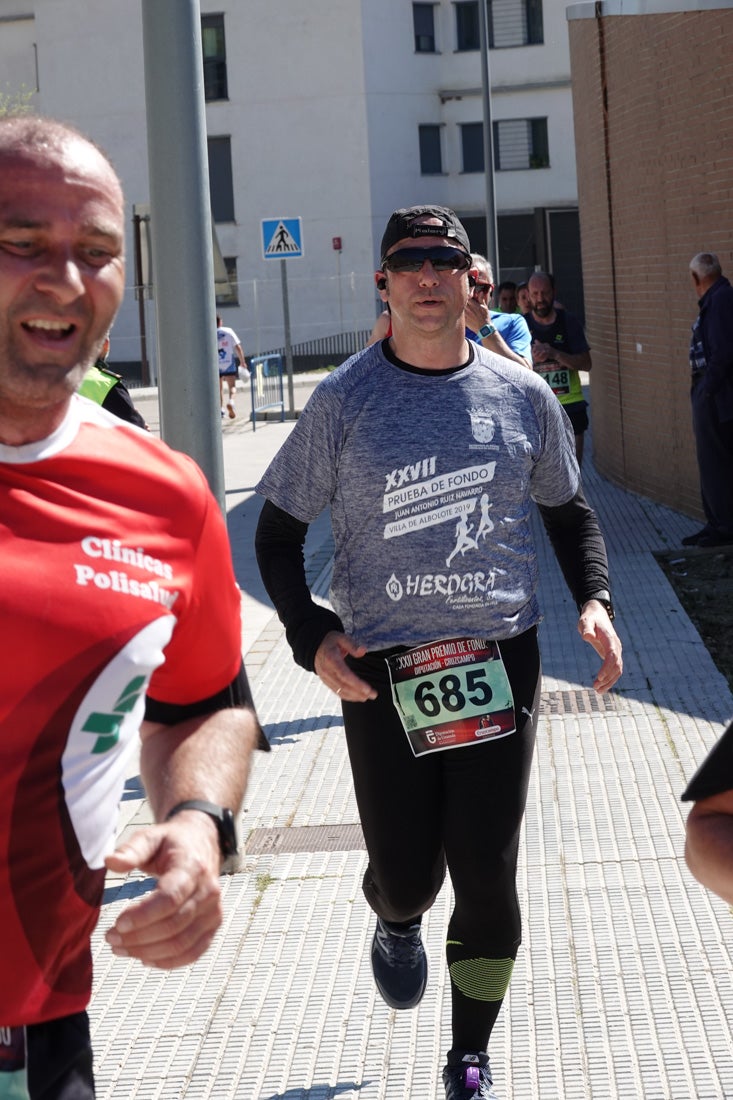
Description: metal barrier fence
xmin=250 ymin=354 xmax=285 ymax=431
xmin=124 ymin=328 xmax=374 ymax=388
xmin=263 ymin=329 xmax=372 ymax=374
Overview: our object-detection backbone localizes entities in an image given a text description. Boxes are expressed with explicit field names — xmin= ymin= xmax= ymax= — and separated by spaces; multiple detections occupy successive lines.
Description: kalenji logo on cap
xmin=412 ymin=224 xmax=459 ymax=239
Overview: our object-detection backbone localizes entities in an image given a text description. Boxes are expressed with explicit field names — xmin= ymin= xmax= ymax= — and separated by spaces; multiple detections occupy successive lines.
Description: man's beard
xmin=0 ymin=330 xmax=95 ymax=407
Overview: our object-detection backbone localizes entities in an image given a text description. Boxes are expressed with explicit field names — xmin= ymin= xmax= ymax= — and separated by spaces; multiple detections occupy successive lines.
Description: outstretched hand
xmin=578 ymin=600 xmax=623 ymax=694
xmin=104 ymin=813 xmax=223 ymax=969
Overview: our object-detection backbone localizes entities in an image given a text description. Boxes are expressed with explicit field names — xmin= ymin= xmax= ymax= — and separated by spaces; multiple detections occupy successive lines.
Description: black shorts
xmin=562 ymin=399 xmax=589 ymax=435
xmin=0 ymin=1012 xmax=95 ymax=1099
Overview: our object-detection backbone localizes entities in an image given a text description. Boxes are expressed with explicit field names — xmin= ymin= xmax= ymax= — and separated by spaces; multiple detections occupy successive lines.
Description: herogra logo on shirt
xmin=380 ymin=425 xmax=504 ymax=606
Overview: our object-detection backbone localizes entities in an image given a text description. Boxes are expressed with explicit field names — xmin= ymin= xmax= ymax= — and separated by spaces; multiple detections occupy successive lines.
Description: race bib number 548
xmin=385 ymin=637 xmax=516 ymax=757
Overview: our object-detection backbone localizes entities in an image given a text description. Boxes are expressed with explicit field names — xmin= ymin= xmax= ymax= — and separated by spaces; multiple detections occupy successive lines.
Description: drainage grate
xmin=540 ymin=689 xmax=618 ymax=715
xmin=244 ymin=692 xmax=617 ymax=856
xmin=244 ymin=822 xmax=365 ymax=856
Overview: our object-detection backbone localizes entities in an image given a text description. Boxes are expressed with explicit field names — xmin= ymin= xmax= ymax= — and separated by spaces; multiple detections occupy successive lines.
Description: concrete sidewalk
xmin=92 ymin=383 xmax=733 ymax=1100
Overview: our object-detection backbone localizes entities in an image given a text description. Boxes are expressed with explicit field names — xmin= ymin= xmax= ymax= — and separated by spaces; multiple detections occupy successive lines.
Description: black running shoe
xmin=442 ymin=1049 xmax=499 ymax=1099
xmin=370 ymin=916 xmax=427 ymax=1009
xmin=681 ymin=529 xmax=706 ymax=546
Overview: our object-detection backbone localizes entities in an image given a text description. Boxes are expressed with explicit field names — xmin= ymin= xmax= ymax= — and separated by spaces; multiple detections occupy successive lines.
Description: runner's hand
xmin=531 ymin=341 xmax=553 ymax=364
xmin=314 ymin=630 xmax=377 ymax=702
xmin=578 ymin=601 xmax=623 ymax=694
xmin=104 ymin=814 xmax=222 ymax=969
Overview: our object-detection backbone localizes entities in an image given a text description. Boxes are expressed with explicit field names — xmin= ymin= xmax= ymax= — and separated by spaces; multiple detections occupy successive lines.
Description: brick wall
xmin=568 ymin=6 xmax=733 ymax=517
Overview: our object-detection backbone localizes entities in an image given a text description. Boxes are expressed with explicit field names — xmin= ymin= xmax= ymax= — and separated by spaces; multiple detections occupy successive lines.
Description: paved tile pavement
xmin=93 ymin=380 xmax=733 ymax=1099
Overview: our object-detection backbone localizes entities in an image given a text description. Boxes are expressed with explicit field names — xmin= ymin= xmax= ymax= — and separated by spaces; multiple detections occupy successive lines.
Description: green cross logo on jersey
xmin=81 ymin=676 xmax=147 ymax=754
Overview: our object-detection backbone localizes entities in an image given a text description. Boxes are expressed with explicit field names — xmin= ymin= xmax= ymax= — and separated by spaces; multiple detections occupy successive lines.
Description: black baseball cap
xmin=380 ymin=205 xmax=471 ymax=265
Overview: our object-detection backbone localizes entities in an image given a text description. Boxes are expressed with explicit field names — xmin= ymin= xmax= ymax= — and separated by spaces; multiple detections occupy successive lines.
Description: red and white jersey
xmin=0 ymin=396 xmax=243 ymax=1026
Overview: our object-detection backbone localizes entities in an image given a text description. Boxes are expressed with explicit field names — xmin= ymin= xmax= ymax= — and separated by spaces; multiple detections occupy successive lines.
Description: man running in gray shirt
xmin=255 ymin=205 xmax=622 ymax=1100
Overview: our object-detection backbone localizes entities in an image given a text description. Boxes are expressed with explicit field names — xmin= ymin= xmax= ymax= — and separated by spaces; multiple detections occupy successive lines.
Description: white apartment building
xmin=0 ymin=0 xmax=582 ymax=380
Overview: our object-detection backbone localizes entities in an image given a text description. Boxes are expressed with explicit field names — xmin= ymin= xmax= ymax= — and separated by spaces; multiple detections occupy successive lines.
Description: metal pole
xmin=337 ymin=249 xmax=344 ymax=335
xmin=478 ymin=0 xmax=499 ymax=284
xmin=280 ymin=259 xmax=295 ymax=415
xmin=141 ymin=0 xmax=225 ymax=510
xmin=132 ymin=213 xmax=150 ymax=386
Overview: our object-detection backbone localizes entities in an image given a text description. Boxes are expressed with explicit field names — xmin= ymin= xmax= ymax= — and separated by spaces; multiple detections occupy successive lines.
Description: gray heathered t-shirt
xmin=256 ymin=342 xmax=579 ymax=651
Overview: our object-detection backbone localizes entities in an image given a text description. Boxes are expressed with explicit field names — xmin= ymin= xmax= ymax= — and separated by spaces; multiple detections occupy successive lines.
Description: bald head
xmin=0 ymin=115 xmax=123 ymax=207
xmin=0 ymin=116 xmax=113 ymax=165
xmin=0 ymin=114 xmax=127 ymax=443
xmin=528 ymin=272 xmax=556 ymax=320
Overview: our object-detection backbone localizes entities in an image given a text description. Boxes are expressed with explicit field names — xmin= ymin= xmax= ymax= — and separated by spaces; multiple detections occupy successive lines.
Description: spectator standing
xmin=0 ymin=115 xmax=263 ymax=1098
xmin=255 ymin=204 xmax=622 ymax=1100
xmin=465 ymin=255 xmax=532 ymax=369
xmin=217 ymin=314 xmax=247 ymax=419
xmin=526 ymin=272 xmax=592 ymax=465
xmin=683 ymin=252 xmax=733 ymax=547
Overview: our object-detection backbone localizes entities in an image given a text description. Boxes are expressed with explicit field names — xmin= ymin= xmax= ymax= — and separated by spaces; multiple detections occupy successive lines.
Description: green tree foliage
xmin=0 ymin=85 xmax=36 ymax=117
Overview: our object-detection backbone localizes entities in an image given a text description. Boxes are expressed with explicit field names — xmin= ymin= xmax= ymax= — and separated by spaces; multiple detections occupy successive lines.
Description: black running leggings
xmin=343 ymin=627 xmax=541 ymax=1048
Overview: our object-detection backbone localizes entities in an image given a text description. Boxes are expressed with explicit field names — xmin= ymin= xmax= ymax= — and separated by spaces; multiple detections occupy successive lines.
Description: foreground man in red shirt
xmin=0 ymin=115 xmax=263 ymax=1098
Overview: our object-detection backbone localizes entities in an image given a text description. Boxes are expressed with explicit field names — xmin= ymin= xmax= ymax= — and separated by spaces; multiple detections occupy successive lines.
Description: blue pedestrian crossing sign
xmin=262 ymin=217 xmax=303 ymax=260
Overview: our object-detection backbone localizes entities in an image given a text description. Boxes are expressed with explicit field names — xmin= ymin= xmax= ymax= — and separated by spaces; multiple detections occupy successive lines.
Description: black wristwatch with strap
xmin=582 ymin=590 xmax=615 ymax=621
xmin=165 ymin=800 xmax=239 ymax=861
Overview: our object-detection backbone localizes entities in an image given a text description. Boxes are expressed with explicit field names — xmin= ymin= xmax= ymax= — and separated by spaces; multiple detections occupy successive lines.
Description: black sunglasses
xmin=473 ymin=281 xmax=492 ymax=294
xmin=382 ymin=246 xmax=472 ymax=274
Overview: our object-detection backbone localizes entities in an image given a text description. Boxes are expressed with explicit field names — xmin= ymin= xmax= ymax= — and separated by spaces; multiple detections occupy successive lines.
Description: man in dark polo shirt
xmin=526 ymin=272 xmax=592 ymax=465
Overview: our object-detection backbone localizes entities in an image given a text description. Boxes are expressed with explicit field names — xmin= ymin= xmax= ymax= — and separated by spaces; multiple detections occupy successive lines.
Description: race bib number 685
xmin=385 ymin=636 xmax=516 ymax=757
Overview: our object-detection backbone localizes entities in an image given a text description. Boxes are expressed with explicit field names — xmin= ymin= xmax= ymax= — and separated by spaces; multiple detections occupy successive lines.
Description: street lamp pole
xmin=141 ymin=0 xmax=226 ymax=511
xmin=478 ymin=0 xmax=499 ymax=283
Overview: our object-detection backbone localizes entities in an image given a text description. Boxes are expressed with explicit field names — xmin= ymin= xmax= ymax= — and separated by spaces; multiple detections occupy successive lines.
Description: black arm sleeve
xmin=255 ymin=499 xmax=344 ymax=671
xmin=536 ymin=487 xmax=611 ymax=611
xmin=146 ymin=661 xmax=270 ymax=751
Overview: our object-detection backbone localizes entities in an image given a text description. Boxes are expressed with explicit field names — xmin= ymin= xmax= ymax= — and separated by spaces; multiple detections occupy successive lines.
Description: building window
xmin=207 ymin=136 xmax=235 ymax=221
xmin=419 ymin=125 xmax=443 ymax=174
xmin=460 ymin=122 xmax=484 ymax=173
xmin=493 ymin=118 xmax=549 ymax=169
xmin=202 ymin=14 xmax=228 ymax=101
xmin=216 ymin=257 xmax=239 ymax=307
xmin=413 ymin=3 xmax=436 ymax=52
xmin=455 ymin=1 xmax=480 ymax=50
xmin=488 ymin=0 xmax=543 ymax=47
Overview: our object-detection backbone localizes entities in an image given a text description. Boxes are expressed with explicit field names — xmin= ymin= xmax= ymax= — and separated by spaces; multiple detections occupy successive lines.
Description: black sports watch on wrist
xmin=165 ymin=799 xmax=238 ymax=859
xmin=583 ymin=590 xmax=615 ymax=621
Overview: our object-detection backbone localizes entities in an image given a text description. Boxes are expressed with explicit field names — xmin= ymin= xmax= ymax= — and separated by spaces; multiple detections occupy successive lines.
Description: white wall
xmin=0 ymin=0 xmax=581 ymax=368
xmin=209 ymin=0 xmax=378 ymax=352
xmin=0 ymin=3 xmax=153 ymax=371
